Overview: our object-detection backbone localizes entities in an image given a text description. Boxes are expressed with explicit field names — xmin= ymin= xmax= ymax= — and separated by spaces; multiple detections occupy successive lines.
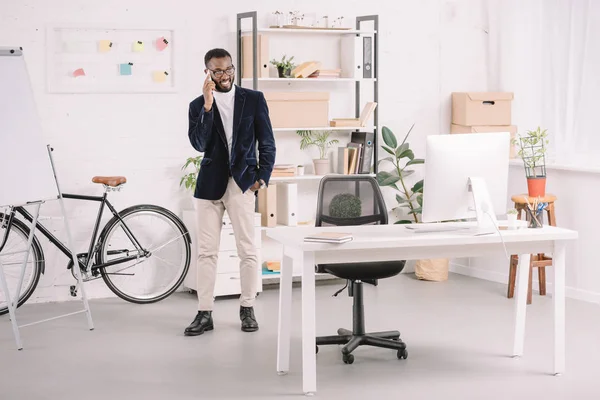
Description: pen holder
xmin=525 ymin=207 xmax=543 ymax=228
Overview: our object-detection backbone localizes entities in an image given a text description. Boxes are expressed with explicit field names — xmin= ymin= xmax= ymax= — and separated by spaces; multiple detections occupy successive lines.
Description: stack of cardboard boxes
xmin=450 ymin=92 xmax=516 ymax=158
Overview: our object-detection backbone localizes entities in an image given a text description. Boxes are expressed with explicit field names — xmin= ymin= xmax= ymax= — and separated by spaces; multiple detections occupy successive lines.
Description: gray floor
xmin=1 ymin=273 xmax=600 ymax=400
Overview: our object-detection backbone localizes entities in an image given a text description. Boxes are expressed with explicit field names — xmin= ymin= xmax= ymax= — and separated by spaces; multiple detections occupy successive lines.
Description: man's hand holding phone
xmin=203 ymin=73 xmax=215 ymax=112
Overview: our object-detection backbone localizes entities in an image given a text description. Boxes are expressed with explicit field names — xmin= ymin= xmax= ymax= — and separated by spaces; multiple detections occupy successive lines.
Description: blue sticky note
xmin=119 ymin=63 xmax=132 ymax=76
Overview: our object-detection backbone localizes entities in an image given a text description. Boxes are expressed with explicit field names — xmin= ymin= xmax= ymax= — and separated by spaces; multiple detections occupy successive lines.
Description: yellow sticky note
xmin=152 ymin=71 xmax=168 ymax=83
xmin=133 ymin=41 xmax=144 ymax=52
xmin=99 ymin=40 xmax=112 ymax=52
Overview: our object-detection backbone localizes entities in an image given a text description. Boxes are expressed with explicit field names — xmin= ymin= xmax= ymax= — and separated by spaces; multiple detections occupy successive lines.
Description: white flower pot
xmin=313 ymin=159 xmax=330 ymax=175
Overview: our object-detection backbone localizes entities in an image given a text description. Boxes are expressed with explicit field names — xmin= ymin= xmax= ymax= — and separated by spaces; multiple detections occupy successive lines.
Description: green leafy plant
xmin=513 ymin=126 xmax=548 ymax=178
xmin=376 ymin=124 xmax=424 ymax=224
xmin=507 ymin=207 xmax=518 ymax=215
xmin=270 ymin=55 xmax=295 ymax=77
xmin=180 ymin=155 xmax=203 ymax=191
xmin=329 ymin=193 xmax=362 ymax=218
xmin=296 ymin=130 xmax=339 ymax=159
xmin=270 ymin=54 xmax=295 ymax=69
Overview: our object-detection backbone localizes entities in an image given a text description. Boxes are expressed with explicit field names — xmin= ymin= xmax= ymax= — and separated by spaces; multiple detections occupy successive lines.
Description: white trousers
xmin=195 ymin=178 xmax=258 ymax=310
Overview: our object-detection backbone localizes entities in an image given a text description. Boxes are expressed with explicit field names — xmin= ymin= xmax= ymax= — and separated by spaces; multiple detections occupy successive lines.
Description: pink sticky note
xmin=73 ymin=68 xmax=86 ymax=77
xmin=156 ymin=36 xmax=169 ymax=51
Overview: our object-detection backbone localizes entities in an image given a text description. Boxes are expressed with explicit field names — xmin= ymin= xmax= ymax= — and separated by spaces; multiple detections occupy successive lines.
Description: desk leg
xmin=277 ymin=248 xmax=294 ymax=375
xmin=512 ymin=253 xmax=531 ymax=357
xmin=553 ymin=241 xmax=566 ymax=375
xmin=301 ymin=251 xmax=317 ymax=396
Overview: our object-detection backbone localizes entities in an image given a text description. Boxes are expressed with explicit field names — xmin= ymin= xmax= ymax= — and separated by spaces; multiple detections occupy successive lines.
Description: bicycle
xmin=0 ymin=175 xmax=192 ymax=316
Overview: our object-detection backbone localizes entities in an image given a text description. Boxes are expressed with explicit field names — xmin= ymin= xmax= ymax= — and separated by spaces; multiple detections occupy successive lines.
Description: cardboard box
xmin=264 ymin=92 xmax=329 ymax=128
xmin=450 ymin=124 xmax=517 ymax=158
xmin=452 ymin=92 xmax=514 ymax=126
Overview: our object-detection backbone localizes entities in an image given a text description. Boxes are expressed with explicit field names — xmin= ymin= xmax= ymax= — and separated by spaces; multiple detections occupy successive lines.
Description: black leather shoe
xmin=240 ymin=306 xmax=258 ymax=332
xmin=184 ymin=311 xmax=214 ymax=336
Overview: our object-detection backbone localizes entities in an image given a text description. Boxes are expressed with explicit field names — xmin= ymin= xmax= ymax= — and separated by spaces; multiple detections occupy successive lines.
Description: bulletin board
xmin=46 ymin=26 xmax=176 ymax=93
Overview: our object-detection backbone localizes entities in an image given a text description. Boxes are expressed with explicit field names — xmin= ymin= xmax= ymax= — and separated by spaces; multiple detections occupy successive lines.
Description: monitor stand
xmin=468 ymin=177 xmax=498 ymax=235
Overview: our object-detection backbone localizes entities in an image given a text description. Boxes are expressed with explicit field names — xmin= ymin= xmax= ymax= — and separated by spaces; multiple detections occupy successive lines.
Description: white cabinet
xmin=182 ymin=210 xmax=263 ymax=297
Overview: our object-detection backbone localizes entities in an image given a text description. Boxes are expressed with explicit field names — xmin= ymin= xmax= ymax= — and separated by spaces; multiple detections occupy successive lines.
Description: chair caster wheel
xmin=342 ymin=354 xmax=354 ymax=364
xmin=316 ymin=345 xmax=319 ymax=354
xmin=397 ymin=349 xmax=408 ymax=359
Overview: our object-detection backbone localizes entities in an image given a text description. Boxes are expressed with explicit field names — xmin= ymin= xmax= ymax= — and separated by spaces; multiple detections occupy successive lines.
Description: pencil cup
xmin=526 ymin=208 xmax=543 ymax=228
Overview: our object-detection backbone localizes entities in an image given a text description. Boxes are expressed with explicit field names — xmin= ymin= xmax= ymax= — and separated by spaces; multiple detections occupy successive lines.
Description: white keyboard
xmin=404 ymin=224 xmax=469 ymax=233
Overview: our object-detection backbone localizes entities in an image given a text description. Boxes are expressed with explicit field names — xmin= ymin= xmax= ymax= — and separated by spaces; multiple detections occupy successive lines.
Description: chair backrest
xmin=315 ymin=175 xmax=388 ymax=227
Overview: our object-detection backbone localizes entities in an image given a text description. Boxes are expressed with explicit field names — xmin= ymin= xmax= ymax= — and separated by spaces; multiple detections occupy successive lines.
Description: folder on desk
xmin=304 ymin=232 xmax=353 ymax=243
xmin=258 ymin=184 xmax=277 ymax=227
xmin=276 ymin=182 xmax=297 ymax=226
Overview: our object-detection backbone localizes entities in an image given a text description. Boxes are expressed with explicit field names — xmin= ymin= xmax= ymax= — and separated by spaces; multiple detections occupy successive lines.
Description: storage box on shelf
xmin=264 ymin=92 xmax=330 ymax=128
xmin=183 ymin=211 xmax=263 ymax=296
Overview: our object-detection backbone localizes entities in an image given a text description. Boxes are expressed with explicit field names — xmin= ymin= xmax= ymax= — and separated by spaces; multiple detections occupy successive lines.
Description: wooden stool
xmin=507 ymin=194 xmax=557 ymax=304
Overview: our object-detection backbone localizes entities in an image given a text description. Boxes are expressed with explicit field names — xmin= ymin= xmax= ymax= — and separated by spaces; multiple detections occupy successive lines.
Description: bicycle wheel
xmin=96 ymin=204 xmax=191 ymax=304
xmin=0 ymin=216 xmax=44 ymax=316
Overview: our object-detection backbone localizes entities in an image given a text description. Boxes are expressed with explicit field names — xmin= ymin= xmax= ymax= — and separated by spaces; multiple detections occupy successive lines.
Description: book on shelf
xmin=304 ymin=232 xmax=354 ymax=244
xmin=307 ymin=69 xmax=342 ymax=78
xmin=334 ymin=131 xmax=375 ymax=175
xmin=329 ymin=102 xmax=377 ymax=127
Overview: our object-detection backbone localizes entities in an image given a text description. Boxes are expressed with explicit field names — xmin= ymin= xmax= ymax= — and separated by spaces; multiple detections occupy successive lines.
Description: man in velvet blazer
xmin=185 ymin=48 xmax=276 ymax=336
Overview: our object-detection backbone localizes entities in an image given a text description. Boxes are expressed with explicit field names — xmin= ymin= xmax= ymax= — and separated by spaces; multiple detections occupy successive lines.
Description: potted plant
xmin=513 ymin=126 xmax=548 ymax=197
xmin=377 ymin=124 xmax=448 ymax=281
xmin=179 ymin=154 xmax=203 ymax=288
xmin=270 ymin=55 xmax=295 ymax=78
xmin=507 ymin=207 xmax=518 ymax=228
xmin=296 ymin=130 xmax=338 ymax=175
xmin=180 ymin=155 xmax=203 ymax=192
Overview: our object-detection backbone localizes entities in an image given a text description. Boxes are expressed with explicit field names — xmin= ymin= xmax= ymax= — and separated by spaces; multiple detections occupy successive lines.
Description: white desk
xmin=266 ymin=222 xmax=578 ymax=395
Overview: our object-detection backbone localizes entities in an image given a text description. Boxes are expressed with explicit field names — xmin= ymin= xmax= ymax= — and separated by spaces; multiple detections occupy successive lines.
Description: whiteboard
xmin=0 ymin=47 xmax=59 ymax=208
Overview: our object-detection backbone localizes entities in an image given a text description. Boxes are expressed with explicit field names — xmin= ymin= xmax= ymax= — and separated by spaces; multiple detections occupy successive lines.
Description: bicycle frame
xmin=13 ymin=191 xmax=148 ymax=275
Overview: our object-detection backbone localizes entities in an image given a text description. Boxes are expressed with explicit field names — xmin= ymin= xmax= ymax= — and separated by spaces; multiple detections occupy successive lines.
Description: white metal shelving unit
xmin=236 ymin=11 xmax=379 ymax=282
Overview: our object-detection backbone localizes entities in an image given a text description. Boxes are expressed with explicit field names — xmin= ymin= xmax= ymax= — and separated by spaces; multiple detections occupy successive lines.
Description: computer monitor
xmin=420 ymin=132 xmax=511 ymax=233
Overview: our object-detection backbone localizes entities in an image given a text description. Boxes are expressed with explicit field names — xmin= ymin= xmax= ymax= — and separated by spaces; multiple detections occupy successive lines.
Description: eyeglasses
xmin=208 ymin=66 xmax=235 ymax=78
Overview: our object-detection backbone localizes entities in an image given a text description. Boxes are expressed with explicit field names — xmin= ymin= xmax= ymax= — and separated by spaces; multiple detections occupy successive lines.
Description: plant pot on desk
xmin=527 ymin=176 xmax=546 ymax=197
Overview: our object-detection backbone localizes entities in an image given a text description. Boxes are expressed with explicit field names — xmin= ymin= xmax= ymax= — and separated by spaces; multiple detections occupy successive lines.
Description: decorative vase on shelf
xmin=297 ymin=165 xmax=305 ymax=175
xmin=313 ymin=159 xmax=330 ymax=175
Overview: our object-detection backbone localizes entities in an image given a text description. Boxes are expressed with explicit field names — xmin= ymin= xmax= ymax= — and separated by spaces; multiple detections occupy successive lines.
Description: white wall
xmin=1 ymin=0 xmax=489 ymax=304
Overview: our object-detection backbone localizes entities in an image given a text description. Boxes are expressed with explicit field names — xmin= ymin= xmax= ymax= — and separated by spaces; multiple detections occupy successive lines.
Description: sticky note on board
xmin=119 ymin=63 xmax=133 ymax=76
xmin=99 ymin=40 xmax=113 ymax=52
xmin=156 ymin=37 xmax=169 ymax=51
xmin=152 ymin=71 xmax=168 ymax=83
xmin=133 ymin=41 xmax=144 ymax=52
xmin=73 ymin=68 xmax=86 ymax=77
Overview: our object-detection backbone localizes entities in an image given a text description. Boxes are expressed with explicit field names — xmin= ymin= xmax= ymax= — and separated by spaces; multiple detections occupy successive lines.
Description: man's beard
xmin=215 ymin=76 xmax=233 ymax=92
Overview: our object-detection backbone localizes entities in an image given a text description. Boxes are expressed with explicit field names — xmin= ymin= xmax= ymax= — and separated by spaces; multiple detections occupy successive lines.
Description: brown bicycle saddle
xmin=92 ymin=176 xmax=127 ymax=187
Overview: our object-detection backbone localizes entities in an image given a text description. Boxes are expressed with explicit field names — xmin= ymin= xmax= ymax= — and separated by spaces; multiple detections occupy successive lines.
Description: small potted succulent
xmin=296 ymin=130 xmax=338 ymax=175
xmin=270 ymin=54 xmax=295 ymax=78
xmin=513 ymin=127 xmax=549 ymax=197
xmin=507 ymin=207 xmax=518 ymax=228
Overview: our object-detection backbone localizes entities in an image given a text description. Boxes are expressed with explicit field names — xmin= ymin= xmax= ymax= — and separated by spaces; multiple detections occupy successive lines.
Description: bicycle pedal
xmin=69 ymin=285 xmax=78 ymax=297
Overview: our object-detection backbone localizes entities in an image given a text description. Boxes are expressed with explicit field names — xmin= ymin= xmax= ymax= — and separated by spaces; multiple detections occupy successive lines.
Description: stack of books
xmin=271 ymin=164 xmax=296 ymax=177
xmin=308 ymin=69 xmax=342 ymax=79
xmin=336 ymin=131 xmax=375 ymax=175
xmin=330 ymin=102 xmax=377 ymax=127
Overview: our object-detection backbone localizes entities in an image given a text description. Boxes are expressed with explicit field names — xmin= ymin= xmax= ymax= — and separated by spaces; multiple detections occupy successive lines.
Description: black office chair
xmin=314 ymin=175 xmax=408 ymax=364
